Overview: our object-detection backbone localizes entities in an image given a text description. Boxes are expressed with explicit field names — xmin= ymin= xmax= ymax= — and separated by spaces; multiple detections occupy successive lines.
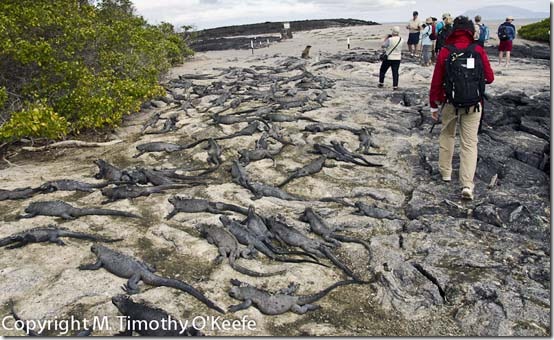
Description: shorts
xmin=498 ymin=40 xmax=513 ymax=52
xmin=408 ymin=32 xmax=420 ymax=45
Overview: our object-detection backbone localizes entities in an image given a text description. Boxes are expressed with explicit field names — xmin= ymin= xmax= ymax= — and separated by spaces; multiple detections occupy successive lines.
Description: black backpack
xmin=498 ymin=25 xmax=510 ymax=41
xmin=443 ymin=43 xmax=485 ymax=109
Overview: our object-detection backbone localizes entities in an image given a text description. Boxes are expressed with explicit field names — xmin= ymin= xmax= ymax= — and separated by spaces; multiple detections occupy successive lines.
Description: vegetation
xmin=519 ymin=18 xmax=550 ymax=43
xmin=0 ymin=0 xmax=193 ymax=142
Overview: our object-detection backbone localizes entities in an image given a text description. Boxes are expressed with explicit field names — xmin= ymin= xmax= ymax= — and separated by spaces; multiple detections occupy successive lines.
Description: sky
xmin=131 ymin=0 xmax=551 ymax=30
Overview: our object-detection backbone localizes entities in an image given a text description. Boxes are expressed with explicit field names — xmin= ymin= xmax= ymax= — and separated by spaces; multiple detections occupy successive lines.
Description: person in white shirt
xmin=378 ymin=26 xmax=404 ymax=90
xmin=421 ymin=17 xmax=434 ymax=66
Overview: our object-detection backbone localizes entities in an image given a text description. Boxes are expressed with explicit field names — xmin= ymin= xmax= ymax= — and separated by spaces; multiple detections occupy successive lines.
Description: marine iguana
xmin=0 ymin=225 xmax=122 ymax=249
xmin=94 ymin=159 xmax=126 ymax=182
xmin=219 ymin=216 xmax=323 ymax=267
xmin=277 ymin=156 xmax=326 ymax=187
xmin=353 ymin=202 xmax=402 ymax=220
xmin=205 ymin=138 xmax=222 ymax=167
xmin=304 ymin=123 xmax=360 ymax=134
xmin=141 ymin=112 xmax=161 ymax=133
xmin=330 ymin=141 xmax=383 ymax=167
xmin=145 ymin=115 xmax=179 ymax=134
xmin=313 ymin=143 xmax=379 ymax=167
xmin=100 ymin=184 xmax=186 ymax=203
xmin=227 ymin=278 xmax=362 ymax=315
xmin=266 ymin=217 xmax=361 ymax=280
xmin=238 ymin=146 xmax=283 ymax=166
xmin=165 ymin=196 xmax=249 ymax=220
xmin=196 ymin=224 xmax=285 ymax=277
xmin=255 ymin=132 xmax=271 ymax=150
xmin=0 ymin=187 xmax=42 ymax=201
xmin=133 ymin=142 xmax=184 ymax=158
xmin=300 ymin=207 xmax=371 ymax=257
xmin=355 ymin=127 xmax=385 ymax=155
xmin=19 ymin=200 xmax=140 ymax=220
xmin=39 ymin=180 xmax=108 ymax=193
xmin=111 ymin=295 xmax=203 ymax=336
xmin=261 ymin=113 xmax=319 ymax=124
xmin=79 ymin=244 xmax=224 ymax=313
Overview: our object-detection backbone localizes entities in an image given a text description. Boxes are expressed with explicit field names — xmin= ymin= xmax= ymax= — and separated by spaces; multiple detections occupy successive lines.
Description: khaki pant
xmin=438 ymin=103 xmax=481 ymax=190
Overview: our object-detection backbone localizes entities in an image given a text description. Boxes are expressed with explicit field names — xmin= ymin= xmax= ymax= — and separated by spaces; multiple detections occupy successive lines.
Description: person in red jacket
xmin=429 ymin=15 xmax=494 ymax=200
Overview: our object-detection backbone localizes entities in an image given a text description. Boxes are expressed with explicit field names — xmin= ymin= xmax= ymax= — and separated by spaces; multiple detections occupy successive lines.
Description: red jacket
xmin=429 ymin=29 xmax=494 ymax=108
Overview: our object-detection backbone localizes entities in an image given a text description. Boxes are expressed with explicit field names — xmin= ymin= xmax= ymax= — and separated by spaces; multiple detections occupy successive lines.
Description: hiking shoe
xmin=442 ymin=176 xmax=451 ymax=182
xmin=393 ymin=86 xmax=398 ymax=91
xmin=461 ymin=187 xmax=474 ymax=200
xmin=378 ymin=83 xmax=384 ymax=88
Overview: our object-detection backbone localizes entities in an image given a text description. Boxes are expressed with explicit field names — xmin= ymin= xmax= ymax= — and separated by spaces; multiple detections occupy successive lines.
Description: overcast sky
xmin=131 ymin=0 xmax=550 ymax=30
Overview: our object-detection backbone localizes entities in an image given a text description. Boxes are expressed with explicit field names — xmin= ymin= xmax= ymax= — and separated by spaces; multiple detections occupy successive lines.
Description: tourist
xmin=378 ymin=26 xmax=404 ymax=90
xmin=431 ymin=17 xmax=438 ymax=62
xmin=474 ymin=15 xmax=490 ymax=47
xmin=406 ymin=11 xmax=421 ymax=57
xmin=498 ymin=16 xmax=516 ymax=66
xmin=436 ymin=13 xmax=451 ymax=33
xmin=435 ymin=15 xmax=453 ymax=54
xmin=429 ymin=16 xmax=494 ymax=200
xmin=421 ymin=17 xmax=434 ymax=66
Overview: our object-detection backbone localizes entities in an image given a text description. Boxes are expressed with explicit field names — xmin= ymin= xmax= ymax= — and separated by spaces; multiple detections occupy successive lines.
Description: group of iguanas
xmin=1 ymin=57 xmax=397 ymax=335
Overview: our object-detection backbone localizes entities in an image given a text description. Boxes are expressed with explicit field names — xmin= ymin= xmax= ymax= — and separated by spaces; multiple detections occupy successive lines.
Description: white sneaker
xmin=461 ymin=187 xmax=474 ymax=200
xmin=442 ymin=176 xmax=451 ymax=182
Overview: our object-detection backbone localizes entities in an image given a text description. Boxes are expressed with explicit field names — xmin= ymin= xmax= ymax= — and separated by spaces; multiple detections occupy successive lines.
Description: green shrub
xmin=0 ymin=0 xmax=192 ymax=142
xmin=519 ymin=18 xmax=550 ymax=43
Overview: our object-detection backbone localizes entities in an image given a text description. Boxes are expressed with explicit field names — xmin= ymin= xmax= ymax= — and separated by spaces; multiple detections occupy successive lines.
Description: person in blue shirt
xmin=497 ymin=16 xmax=516 ymax=66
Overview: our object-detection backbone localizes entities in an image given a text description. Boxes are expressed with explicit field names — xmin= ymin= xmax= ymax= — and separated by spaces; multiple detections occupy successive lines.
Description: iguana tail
xmin=230 ymin=261 xmax=285 ymax=277
xmin=264 ymin=241 xmax=320 ymax=261
xmin=144 ymin=274 xmax=225 ymax=314
xmin=59 ymin=230 xmax=123 ymax=243
xmin=319 ymin=245 xmax=361 ymax=280
xmin=297 ymin=279 xmax=362 ymax=305
xmin=78 ymin=208 xmax=140 ymax=218
xmin=0 ymin=236 xmax=17 ymax=247
xmin=331 ymin=234 xmax=371 ymax=260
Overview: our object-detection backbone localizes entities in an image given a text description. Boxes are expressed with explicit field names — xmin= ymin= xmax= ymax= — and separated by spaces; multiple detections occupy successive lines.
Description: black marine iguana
xmin=165 ymin=196 xmax=249 ymax=220
xmin=277 ymin=156 xmax=326 ymax=187
xmin=133 ymin=142 xmax=184 ymax=158
xmin=0 ymin=187 xmax=42 ymax=201
xmin=219 ymin=216 xmax=323 ymax=266
xmin=196 ymin=224 xmax=285 ymax=277
xmin=0 ymin=225 xmax=122 ymax=249
xmin=205 ymin=138 xmax=223 ymax=167
xmin=39 ymin=180 xmax=108 ymax=193
xmin=300 ymin=207 xmax=371 ymax=257
xmin=100 ymin=184 xmax=186 ymax=203
xmin=79 ymin=244 xmax=225 ymax=313
xmin=19 ymin=200 xmax=140 ymax=220
xmin=111 ymin=295 xmax=203 ymax=336
xmin=266 ymin=217 xmax=362 ymax=280
xmin=227 ymin=278 xmax=363 ymax=315
xmin=354 ymin=202 xmax=402 ymax=220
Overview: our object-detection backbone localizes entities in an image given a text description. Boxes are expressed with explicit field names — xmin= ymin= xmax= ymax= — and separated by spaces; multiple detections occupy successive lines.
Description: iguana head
xmin=229 ymin=286 xmax=244 ymax=299
xmin=112 ymin=294 xmax=130 ymax=310
xmin=38 ymin=183 xmax=56 ymax=193
xmin=91 ymin=244 xmax=107 ymax=255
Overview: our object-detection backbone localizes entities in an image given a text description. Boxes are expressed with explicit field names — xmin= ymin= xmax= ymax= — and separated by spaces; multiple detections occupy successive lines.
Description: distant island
xmin=189 ymin=18 xmax=378 ymax=52
xmin=463 ymin=5 xmax=549 ymax=20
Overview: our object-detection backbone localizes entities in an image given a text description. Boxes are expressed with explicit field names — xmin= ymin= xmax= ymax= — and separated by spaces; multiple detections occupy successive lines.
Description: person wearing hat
xmin=436 ymin=12 xmax=451 ymax=33
xmin=420 ymin=17 xmax=434 ymax=66
xmin=429 ymin=15 xmax=494 ymax=200
xmin=497 ymin=16 xmax=516 ymax=66
xmin=406 ymin=11 xmax=422 ymax=57
xmin=378 ymin=26 xmax=404 ymax=90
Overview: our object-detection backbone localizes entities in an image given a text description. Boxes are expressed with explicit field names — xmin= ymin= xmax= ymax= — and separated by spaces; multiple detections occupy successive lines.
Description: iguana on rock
xmin=0 ymin=225 xmax=122 ymax=249
xmin=19 ymin=200 xmax=140 ymax=220
xmin=165 ymin=196 xmax=248 ymax=220
xmin=100 ymin=184 xmax=186 ymax=203
xmin=227 ymin=278 xmax=363 ymax=315
xmin=0 ymin=187 xmax=42 ymax=201
xmin=277 ymin=156 xmax=326 ymax=187
xmin=196 ymin=224 xmax=285 ymax=277
xmin=39 ymin=179 xmax=108 ymax=193
xmin=300 ymin=207 xmax=371 ymax=258
xmin=111 ymin=295 xmax=203 ymax=336
xmin=79 ymin=244 xmax=225 ymax=313
xmin=133 ymin=142 xmax=183 ymax=158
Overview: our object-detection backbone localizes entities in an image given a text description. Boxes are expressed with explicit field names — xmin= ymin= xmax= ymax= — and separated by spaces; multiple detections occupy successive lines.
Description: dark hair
xmin=453 ymin=15 xmax=475 ymax=35
xmin=413 ymin=11 xmax=418 ymax=16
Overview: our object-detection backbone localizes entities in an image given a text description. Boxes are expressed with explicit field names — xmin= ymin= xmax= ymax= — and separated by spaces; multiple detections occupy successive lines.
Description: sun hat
xmin=442 ymin=12 xmax=451 ymax=19
xmin=426 ymin=17 xmax=433 ymax=24
xmin=392 ymin=26 xmax=400 ymax=34
xmin=506 ymin=16 xmax=514 ymax=21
